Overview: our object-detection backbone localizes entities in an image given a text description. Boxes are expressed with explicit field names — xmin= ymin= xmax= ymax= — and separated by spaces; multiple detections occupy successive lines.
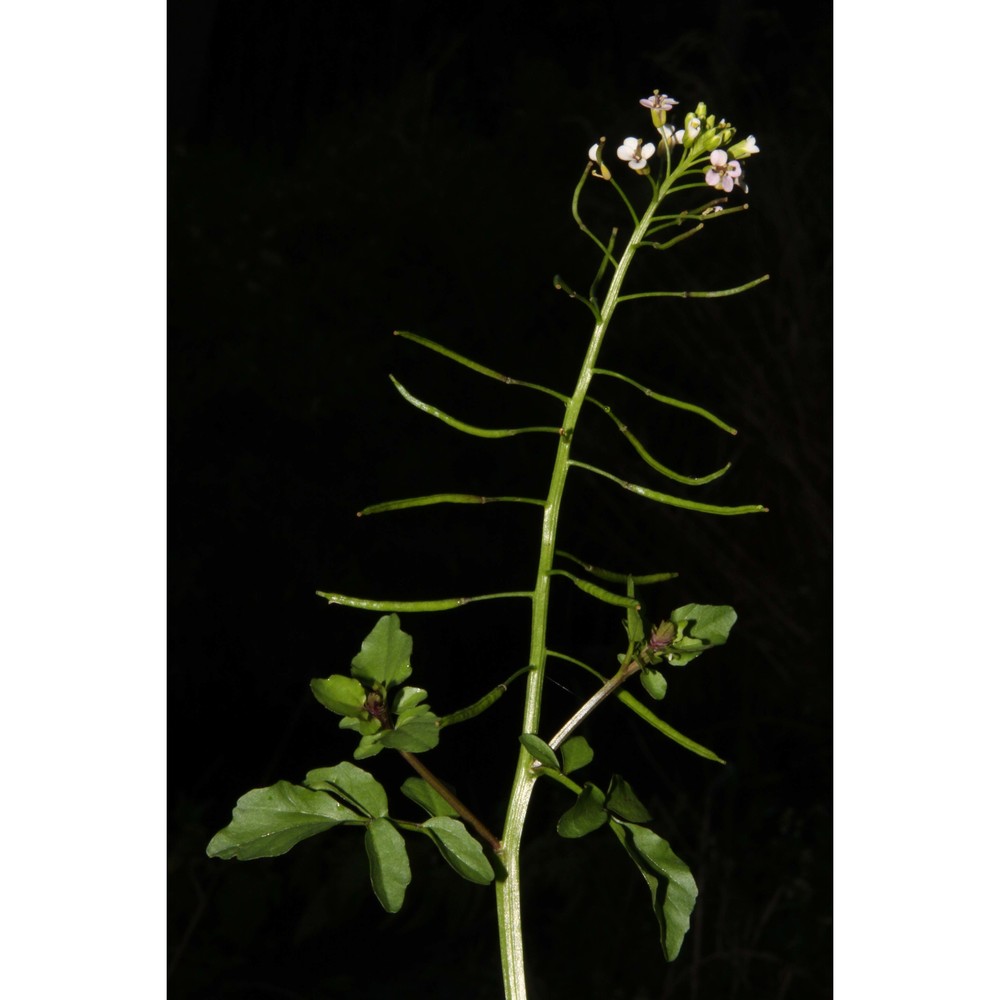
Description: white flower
xmin=639 ymin=92 xmax=679 ymax=112
xmin=657 ymin=124 xmax=680 ymax=148
xmin=617 ymin=137 xmax=656 ymax=171
xmin=705 ymin=149 xmax=743 ymax=192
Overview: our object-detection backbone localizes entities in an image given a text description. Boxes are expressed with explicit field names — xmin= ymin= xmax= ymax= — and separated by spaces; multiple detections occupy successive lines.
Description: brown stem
xmin=398 ymin=749 xmax=503 ymax=855
xmin=546 ymin=658 xmax=642 ymax=752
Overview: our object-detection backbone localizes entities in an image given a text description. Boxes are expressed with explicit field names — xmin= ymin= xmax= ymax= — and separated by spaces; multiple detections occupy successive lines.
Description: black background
xmin=168 ymin=2 xmax=831 ymax=997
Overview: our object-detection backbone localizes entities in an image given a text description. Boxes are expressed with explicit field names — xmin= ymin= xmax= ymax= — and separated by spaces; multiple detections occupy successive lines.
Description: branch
xmin=398 ymin=750 xmax=502 ymax=854
xmin=553 ymin=275 xmax=602 ymax=321
xmin=545 ymin=649 xmax=726 ymax=763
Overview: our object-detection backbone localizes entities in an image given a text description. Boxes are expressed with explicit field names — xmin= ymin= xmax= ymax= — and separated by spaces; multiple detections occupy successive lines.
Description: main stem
xmin=494 ymin=188 xmax=667 ymax=999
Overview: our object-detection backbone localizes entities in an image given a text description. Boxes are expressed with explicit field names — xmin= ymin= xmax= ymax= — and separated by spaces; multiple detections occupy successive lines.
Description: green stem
xmin=495 ymin=188 xmax=668 ymax=1000
xmin=533 ymin=766 xmax=583 ymax=796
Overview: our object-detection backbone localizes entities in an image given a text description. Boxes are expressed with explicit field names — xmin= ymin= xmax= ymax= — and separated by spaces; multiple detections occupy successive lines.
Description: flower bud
xmin=727 ymin=134 xmax=760 ymax=159
xmin=704 ymin=129 xmax=724 ymax=152
xmin=588 ymin=139 xmax=612 ymax=180
xmin=681 ymin=114 xmax=702 ymax=147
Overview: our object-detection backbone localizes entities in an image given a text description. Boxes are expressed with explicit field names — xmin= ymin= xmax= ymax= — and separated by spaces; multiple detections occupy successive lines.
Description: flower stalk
xmin=495 ymin=172 xmax=696 ymax=999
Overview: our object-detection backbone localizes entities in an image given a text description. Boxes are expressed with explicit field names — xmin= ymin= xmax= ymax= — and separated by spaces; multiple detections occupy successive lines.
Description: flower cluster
xmin=586 ymin=91 xmax=760 ymax=191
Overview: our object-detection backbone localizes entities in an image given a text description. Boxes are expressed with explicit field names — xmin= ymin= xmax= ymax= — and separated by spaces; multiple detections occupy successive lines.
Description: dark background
xmin=168 ymin=2 xmax=831 ymax=997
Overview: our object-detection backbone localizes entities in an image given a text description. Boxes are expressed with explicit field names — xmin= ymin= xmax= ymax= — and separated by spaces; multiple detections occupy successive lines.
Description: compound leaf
xmin=556 ymin=782 xmax=608 ymax=838
xmin=640 ymin=668 xmax=667 ymax=700
xmin=304 ymin=762 xmax=388 ymax=818
xmin=559 ymin=735 xmax=594 ymax=775
xmin=351 ymin=614 xmax=413 ymax=687
xmin=422 ymin=816 xmax=495 ymax=885
xmin=606 ymin=775 xmax=653 ymax=823
xmin=519 ymin=733 xmax=561 ymax=771
xmin=206 ymin=781 xmax=361 ymax=861
xmin=352 ymin=736 xmax=384 ymax=760
xmin=392 ymin=686 xmax=429 ymax=713
xmin=310 ymin=674 xmax=368 ymax=718
xmin=379 ymin=711 xmax=441 ymax=753
xmin=611 ymin=819 xmax=698 ymax=962
xmin=667 ymin=604 xmax=737 ymax=666
xmin=365 ymin=817 xmax=411 ymax=913
xmin=400 ymin=777 xmax=460 ymax=818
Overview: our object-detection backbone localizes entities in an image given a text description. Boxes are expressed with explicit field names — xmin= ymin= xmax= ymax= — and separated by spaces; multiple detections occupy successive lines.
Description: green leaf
xmin=206 ymin=781 xmax=361 ymax=860
xmin=352 ymin=735 xmax=384 ymax=760
xmin=666 ymin=604 xmax=737 ymax=666
xmin=612 ymin=819 xmax=698 ymax=962
xmin=606 ymin=775 xmax=653 ymax=823
xmin=365 ymin=817 xmax=411 ymax=913
xmin=400 ymin=777 xmax=460 ymax=818
xmin=351 ymin=614 xmax=413 ymax=687
xmin=640 ymin=668 xmax=667 ymax=700
xmin=379 ymin=711 xmax=440 ymax=753
xmin=672 ymin=603 xmax=737 ymax=644
xmin=392 ymin=685 xmax=429 ymax=713
xmin=559 ymin=735 xmax=594 ymax=775
xmin=304 ymin=762 xmax=388 ymax=818
xmin=310 ymin=674 xmax=368 ymax=718
xmin=556 ymin=782 xmax=608 ymax=838
xmin=519 ymin=733 xmax=561 ymax=770
xmin=339 ymin=714 xmax=381 ymax=736
xmin=422 ymin=816 xmax=495 ymax=884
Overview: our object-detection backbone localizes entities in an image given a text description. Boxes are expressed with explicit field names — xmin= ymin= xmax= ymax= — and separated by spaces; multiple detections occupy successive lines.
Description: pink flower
xmin=704 ymin=149 xmax=743 ymax=192
xmin=639 ymin=92 xmax=679 ymax=112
